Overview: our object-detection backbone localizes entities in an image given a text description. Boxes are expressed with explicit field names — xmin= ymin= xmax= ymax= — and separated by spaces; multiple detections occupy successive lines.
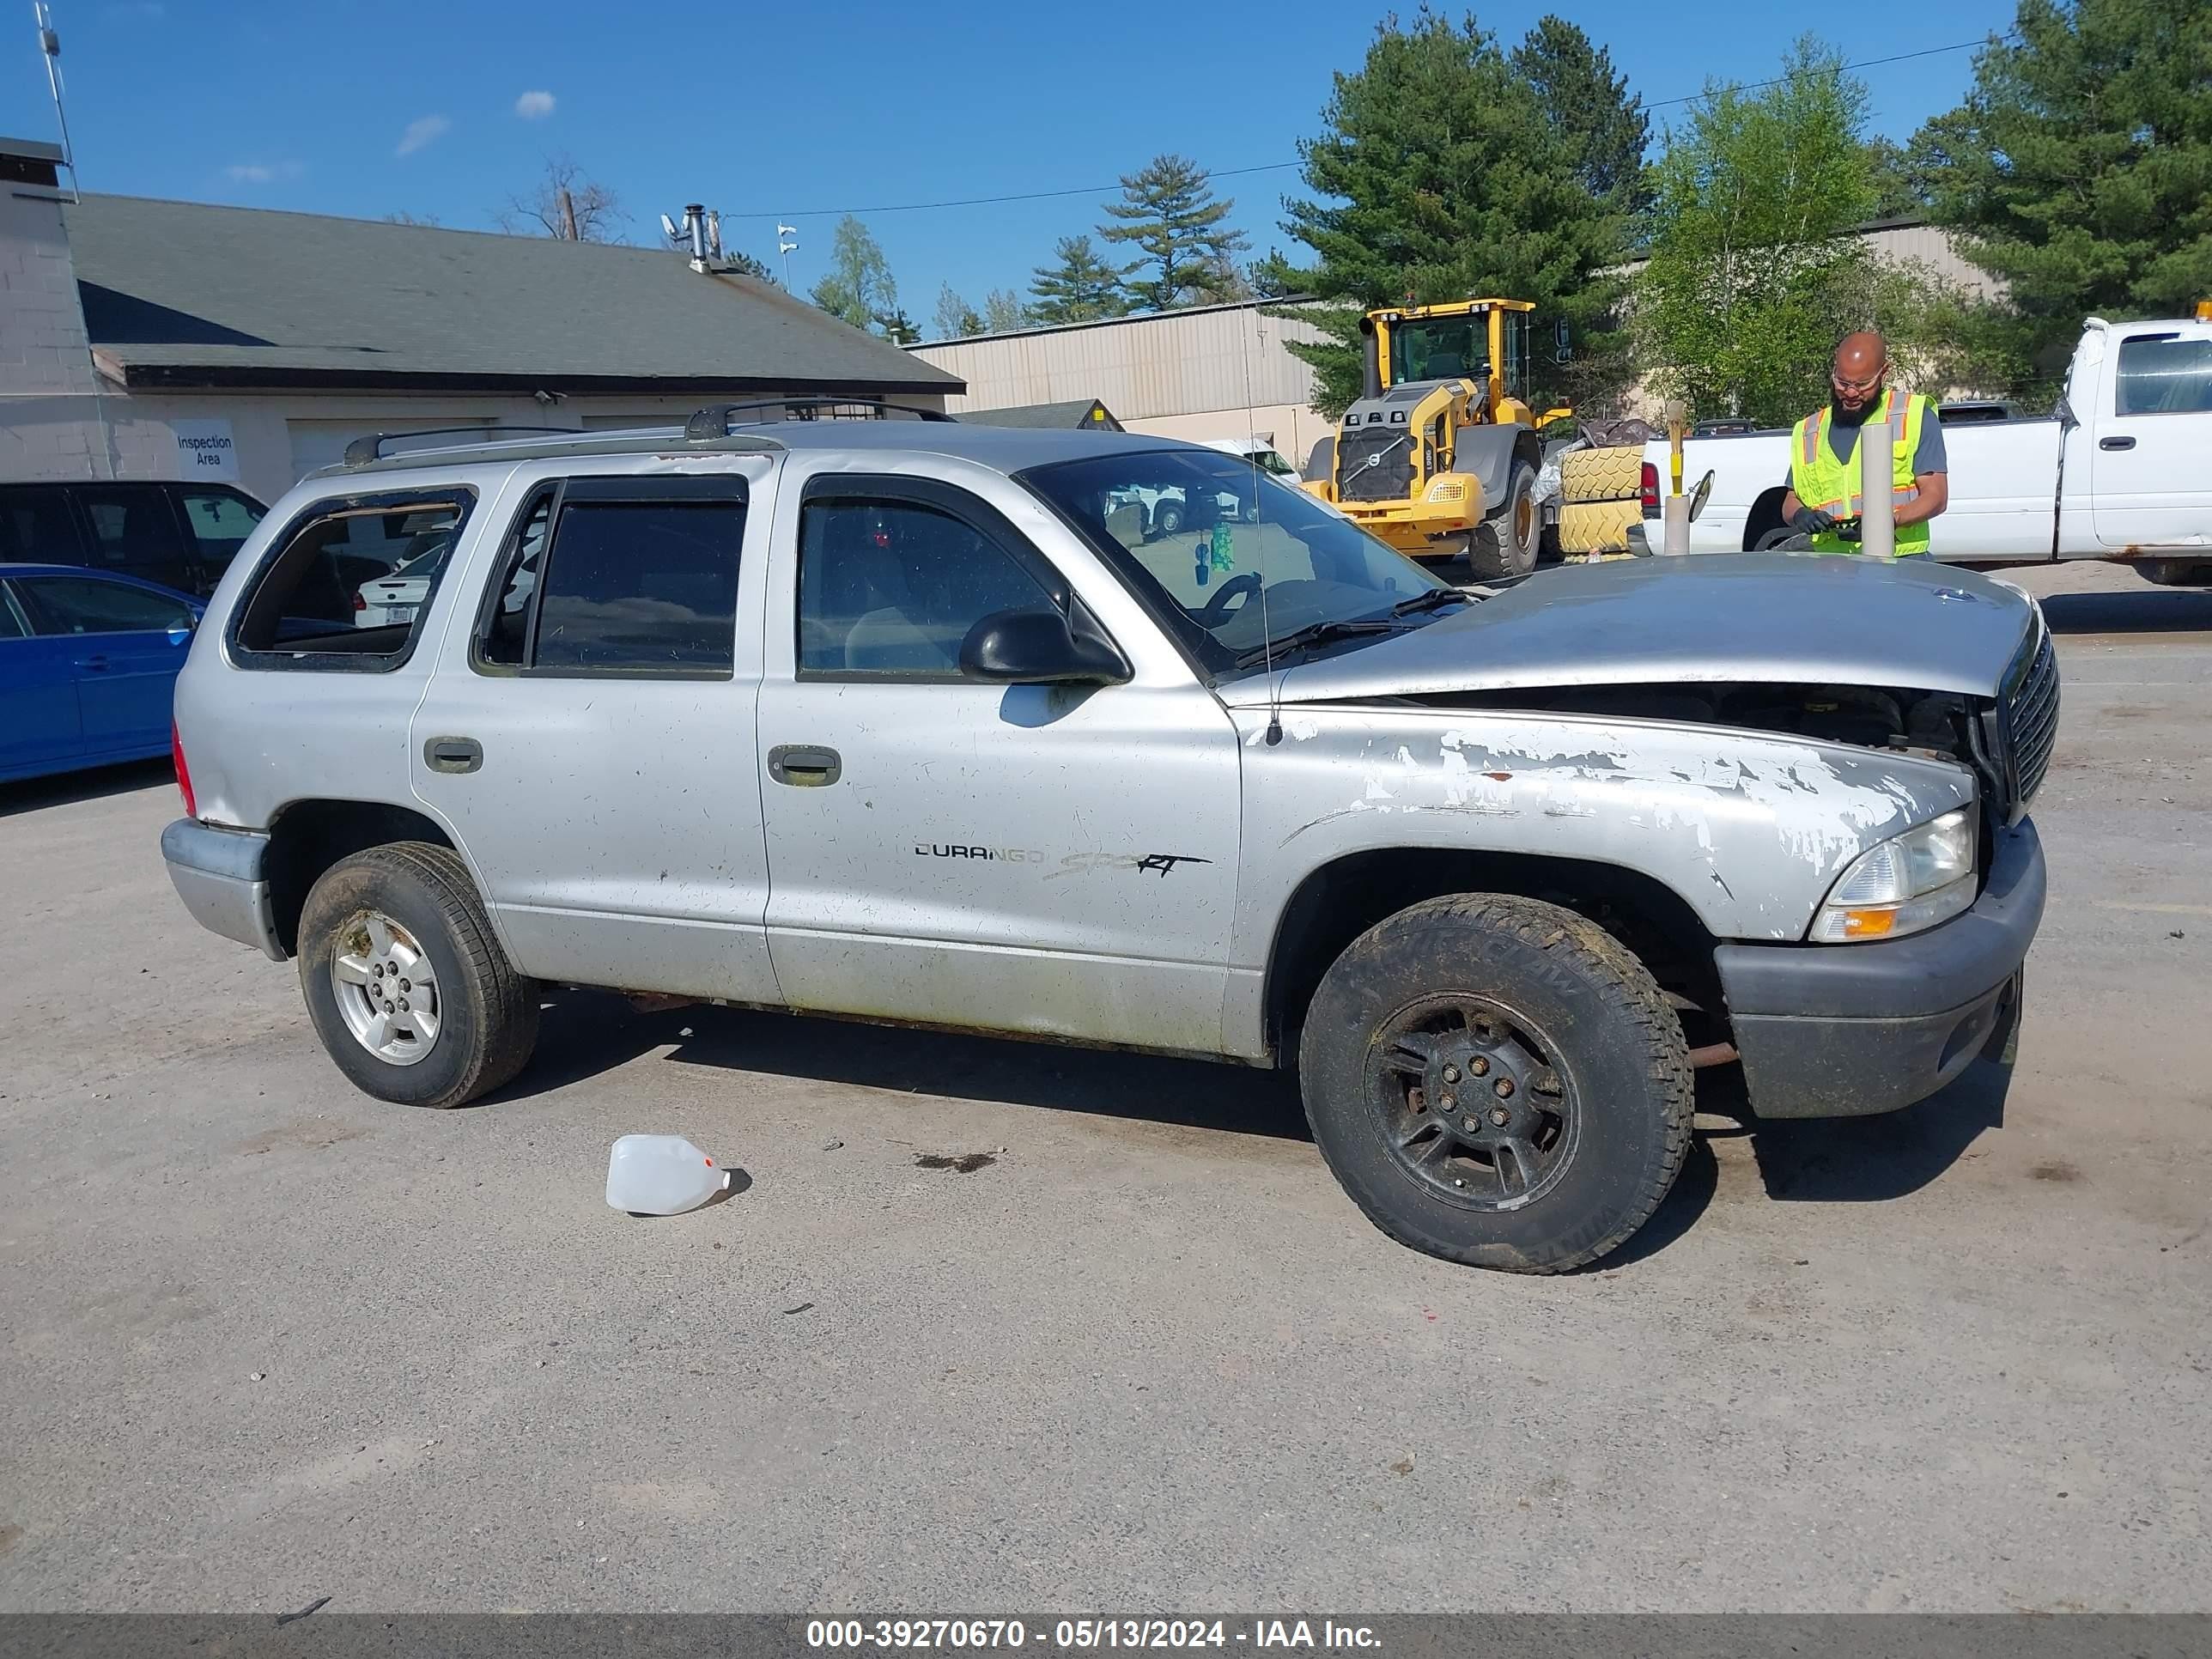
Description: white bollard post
xmin=1662 ymin=400 xmax=1691 ymax=555
xmin=1858 ymin=398 xmax=1896 ymax=559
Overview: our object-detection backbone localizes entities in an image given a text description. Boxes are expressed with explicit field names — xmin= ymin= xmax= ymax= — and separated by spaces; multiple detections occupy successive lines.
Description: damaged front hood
xmin=1238 ymin=554 xmax=2038 ymax=706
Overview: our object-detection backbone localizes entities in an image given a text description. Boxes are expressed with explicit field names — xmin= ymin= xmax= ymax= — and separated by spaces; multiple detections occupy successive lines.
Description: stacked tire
xmin=1555 ymin=446 xmax=1644 ymax=556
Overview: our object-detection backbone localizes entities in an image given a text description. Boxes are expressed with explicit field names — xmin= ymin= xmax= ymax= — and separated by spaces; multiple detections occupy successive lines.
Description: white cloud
xmin=395 ymin=115 xmax=450 ymax=157
xmin=514 ymin=90 xmax=556 ymax=119
xmin=225 ymin=161 xmax=303 ymax=184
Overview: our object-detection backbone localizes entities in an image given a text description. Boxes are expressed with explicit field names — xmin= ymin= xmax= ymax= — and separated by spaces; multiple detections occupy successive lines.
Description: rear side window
xmin=229 ymin=489 xmax=474 ymax=671
xmin=74 ymin=484 xmax=188 ymax=572
xmin=2115 ymin=334 xmax=2212 ymax=416
xmin=0 ymin=585 xmax=28 ymax=639
xmin=18 ymin=575 xmax=194 ymax=635
xmin=179 ymin=489 xmax=266 ymax=574
xmin=0 ymin=486 xmax=85 ymax=564
xmin=474 ymin=477 xmax=744 ymax=678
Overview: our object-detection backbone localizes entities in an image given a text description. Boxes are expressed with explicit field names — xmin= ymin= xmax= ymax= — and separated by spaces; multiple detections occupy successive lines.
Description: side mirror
xmin=959 ymin=604 xmax=1129 ymax=686
xmin=1686 ymin=470 xmax=1715 ymax=524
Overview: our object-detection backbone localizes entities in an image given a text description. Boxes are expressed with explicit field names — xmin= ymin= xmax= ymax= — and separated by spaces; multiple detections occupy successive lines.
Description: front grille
xmin=2003 ymin=623 xmax=2060 ymax=814
xmin=1337 ymin=425 xmax=1415 ymax=503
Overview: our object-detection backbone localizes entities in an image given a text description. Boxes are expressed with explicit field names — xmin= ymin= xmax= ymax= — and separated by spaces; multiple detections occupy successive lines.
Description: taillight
xmin=173 ymin=722 xmax=197 ymax=819
xmin=352 ymin=591 xmax=368 ymax=611
xmin=1639 ymin=462 xmax=1659 ymax=515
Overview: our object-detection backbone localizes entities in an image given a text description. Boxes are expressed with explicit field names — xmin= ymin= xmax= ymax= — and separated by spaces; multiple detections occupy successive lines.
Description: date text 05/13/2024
xmin=805 ymin=1620 xmax=1381 ymax=1650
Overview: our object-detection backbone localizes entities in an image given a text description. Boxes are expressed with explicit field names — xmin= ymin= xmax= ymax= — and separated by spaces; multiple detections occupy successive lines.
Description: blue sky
xmin=4 ymin=0 xmax=2017 ymax=325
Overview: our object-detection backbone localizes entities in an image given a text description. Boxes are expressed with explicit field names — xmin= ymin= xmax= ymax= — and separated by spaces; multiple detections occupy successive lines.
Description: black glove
xmin=1833 ymin=516 xmax=1863 ymax=544
xmin=1790 ymin=505 xmax=1838 ymax=535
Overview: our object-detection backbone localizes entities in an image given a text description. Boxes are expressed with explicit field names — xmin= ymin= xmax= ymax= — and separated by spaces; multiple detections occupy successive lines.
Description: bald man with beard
xmin=1778 ymin=330 xmax=1948 ymax=556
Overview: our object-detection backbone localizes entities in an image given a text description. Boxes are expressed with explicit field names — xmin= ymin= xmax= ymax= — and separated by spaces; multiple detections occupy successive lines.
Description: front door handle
xmin=74 ymin=654 xmax=110 ymax=672
xmin=2100 ymin=435 xmax=2136 ymax=451
xmin=424 ymin=736 xmax=483 ymax=775
xmin=768 ymin=744 xmax=842 ymax=787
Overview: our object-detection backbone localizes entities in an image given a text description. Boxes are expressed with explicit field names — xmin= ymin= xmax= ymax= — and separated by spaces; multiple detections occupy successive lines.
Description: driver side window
xmin=797 ymin=489 xmax=1057 ymax=679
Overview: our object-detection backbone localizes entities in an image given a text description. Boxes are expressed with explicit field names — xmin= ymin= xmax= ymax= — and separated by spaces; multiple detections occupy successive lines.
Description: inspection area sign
xmin=172 ymin=418 xmax=238 ymax=481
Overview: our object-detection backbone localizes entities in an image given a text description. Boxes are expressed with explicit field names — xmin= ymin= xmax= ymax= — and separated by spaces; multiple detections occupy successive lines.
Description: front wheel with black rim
xmin=296 ymin=842 xmax=539 ymax=1109
xmin=1297 ymin=894 xmax=1694 ymax=1273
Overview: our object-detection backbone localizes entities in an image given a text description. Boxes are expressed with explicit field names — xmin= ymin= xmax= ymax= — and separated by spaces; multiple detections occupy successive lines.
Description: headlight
xmin=1809 ymin=808 xmax=1977 ymax=943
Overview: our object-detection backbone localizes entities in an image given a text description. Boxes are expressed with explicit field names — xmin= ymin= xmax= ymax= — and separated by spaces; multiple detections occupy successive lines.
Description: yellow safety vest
xmin=1789 ymin=386 xmax=1932 ymax=556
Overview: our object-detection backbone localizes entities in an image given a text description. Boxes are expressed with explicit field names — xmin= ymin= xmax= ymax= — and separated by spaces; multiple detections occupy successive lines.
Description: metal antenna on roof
xmin=1237 ymin=301 xmax=1282 ymax=746
xmin=32 ymin=3 xmax=79 ymax=203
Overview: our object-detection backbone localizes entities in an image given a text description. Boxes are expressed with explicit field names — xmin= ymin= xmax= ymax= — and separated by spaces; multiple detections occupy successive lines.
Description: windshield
xmin=1020 ymin=447 xmax=1455 ymax=678
xmin=1391 ymin=316 xmax=1486 ymax=386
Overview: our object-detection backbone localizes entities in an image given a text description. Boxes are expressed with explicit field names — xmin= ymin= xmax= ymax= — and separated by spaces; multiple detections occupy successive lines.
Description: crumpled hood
xmin=1232 ymin=553 xmax=2039 ymax=706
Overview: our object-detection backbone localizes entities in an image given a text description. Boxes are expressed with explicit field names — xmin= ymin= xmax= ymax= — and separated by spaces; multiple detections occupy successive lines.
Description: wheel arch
xmin=264 ymin=797 xmax=457 ymax=957
xmin=1261 ymin=846 xmax=1722 ymax=1061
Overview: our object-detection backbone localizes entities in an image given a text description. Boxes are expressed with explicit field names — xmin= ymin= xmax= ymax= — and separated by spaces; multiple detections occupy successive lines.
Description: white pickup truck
xmin=1639 ymin=313 xmax=2212 ymax=580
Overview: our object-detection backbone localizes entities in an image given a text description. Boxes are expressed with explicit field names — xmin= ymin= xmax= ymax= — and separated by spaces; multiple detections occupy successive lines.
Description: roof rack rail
xmin=683 ymin=398 xmax=955 ymax=441
xmin=343 ymin=426 xmax=574 ymax=467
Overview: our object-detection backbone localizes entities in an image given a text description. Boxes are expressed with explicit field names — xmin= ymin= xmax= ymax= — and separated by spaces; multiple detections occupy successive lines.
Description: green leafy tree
xmin=1864 ymin=136 xmax=1934 ymax=220
xmin=1028 ymin=235 xmax=1129 ymax=324
xmin=1510 ymin=16 xmax=1650 ymax=211
xmin=1917 ymin=0 xmax=2212 ymax=394
xmin=933 ymin=284 xmax=984 ymax=338
xmin=811 ymin=216 xmax=898 ymax=334
xmin=1633 ymin=39 xmax=1980 ymax=424
xmin=1274 ymin=9 xmax=1632 ymax=416
xmin=982 ymin=289 xmax=1028 ymax=333
xmin=1099 ymin=155 xmax=1249 ymax=312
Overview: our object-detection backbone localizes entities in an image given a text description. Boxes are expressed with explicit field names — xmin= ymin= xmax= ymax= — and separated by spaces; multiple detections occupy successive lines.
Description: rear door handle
xmin=768 ymin=744 xmax=842 ymax=787
xmin=74 ymin=654 xmax=110 ymax=672
xmin=2100 ymin=435 xmax=2136 ymax=450
xmin=424 ymin=736 xmax=483 ymax=775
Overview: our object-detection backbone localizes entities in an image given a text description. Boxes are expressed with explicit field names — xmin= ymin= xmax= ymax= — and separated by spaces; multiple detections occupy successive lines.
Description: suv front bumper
xmin=1714 ymin=820 xmax=2045 ymax=1119
xmin=161 ymin=818 xmax=285 ymax=961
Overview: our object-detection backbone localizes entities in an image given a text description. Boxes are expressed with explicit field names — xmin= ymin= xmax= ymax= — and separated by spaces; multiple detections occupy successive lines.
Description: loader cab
xmin=1368 ymin=299 xmax=1537 ymax=427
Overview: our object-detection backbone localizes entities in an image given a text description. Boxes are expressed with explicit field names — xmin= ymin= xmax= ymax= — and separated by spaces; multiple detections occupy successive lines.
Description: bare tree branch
xmin=495 ymin=155 xmax=626 ymax=243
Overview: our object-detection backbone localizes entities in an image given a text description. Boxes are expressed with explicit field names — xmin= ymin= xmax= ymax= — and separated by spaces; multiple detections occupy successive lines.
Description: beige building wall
xmin=912 ymin=301 xmax=1335 ymax=466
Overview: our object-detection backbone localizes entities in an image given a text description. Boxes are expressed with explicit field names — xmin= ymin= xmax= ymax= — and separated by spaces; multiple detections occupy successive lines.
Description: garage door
xmin=285 ymin=420 xmax=501 ymax=483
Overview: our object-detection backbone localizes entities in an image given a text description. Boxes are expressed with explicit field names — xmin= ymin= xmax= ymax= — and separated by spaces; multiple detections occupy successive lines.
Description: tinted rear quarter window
xmin=0 ymin=486 xmax=85 ymax=564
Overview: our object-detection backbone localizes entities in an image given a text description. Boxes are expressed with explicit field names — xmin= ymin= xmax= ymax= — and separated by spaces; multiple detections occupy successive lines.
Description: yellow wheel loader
xmin=1302 ymin=298 xmax=1569 ymax=580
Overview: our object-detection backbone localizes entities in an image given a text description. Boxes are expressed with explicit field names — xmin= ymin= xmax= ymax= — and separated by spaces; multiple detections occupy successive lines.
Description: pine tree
xmin=1918 ymin=0 xmax=2212 ymax=392
xmin=1098 ymin=155 xmax=1249 ymax=312
xmin=1028 ymin=235 xmax=1129 ymax=324
xmin=1510 ymin=16 xmax=1650 ymax=211
xmin=1276 ymin=9 xmax=1632 ymax=415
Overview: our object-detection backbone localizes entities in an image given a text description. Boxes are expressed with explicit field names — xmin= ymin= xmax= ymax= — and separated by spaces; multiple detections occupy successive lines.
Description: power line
xmin=762 ymin=38 xmax=1986 ymax=222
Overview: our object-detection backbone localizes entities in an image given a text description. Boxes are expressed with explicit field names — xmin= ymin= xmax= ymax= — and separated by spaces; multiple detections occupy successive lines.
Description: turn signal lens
xmin=1810 ymin=809 xmax=1976 ymax=944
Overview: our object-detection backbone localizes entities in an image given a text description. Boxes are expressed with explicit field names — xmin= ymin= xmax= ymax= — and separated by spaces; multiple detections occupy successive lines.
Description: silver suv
xmin=161 ymin=407 xmax=2051 ymax=1273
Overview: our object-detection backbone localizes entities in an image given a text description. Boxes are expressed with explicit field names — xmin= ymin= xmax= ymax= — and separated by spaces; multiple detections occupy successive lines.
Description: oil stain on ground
xmin=915 ymin=1152 xmax=997 ymax=1174
xmin=2031 ymin=1160 xmax=2083 ymax=1183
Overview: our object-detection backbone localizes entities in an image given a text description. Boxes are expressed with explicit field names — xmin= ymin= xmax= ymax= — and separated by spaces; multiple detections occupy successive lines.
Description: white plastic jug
xmin=605 ymin=1134 xmax=732 ymax=1215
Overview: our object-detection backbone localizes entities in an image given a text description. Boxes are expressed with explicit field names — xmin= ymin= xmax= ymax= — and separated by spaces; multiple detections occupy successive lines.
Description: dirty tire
xmin=1557 ymin=497 xmax=1644 ymax=555
xmin=1297 ymin=894 xmax=1694 ymax=1273
xmin=1467 ymin=462 xmax=1540 ymax=580
xmin=297 ymin=842 xmax=538 ymax=1109
xmin=1559 ymin=445 xmax=1644 ymax=504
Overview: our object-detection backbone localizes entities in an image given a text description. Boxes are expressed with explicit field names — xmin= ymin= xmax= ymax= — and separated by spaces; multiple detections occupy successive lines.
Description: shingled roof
xmin=64 ymin=194 xmax=963 ymax=398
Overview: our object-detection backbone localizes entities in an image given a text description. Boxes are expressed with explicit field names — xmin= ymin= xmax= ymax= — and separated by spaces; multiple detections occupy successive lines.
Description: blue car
xmin=1 ymin=562 xmax=202 ymax=786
